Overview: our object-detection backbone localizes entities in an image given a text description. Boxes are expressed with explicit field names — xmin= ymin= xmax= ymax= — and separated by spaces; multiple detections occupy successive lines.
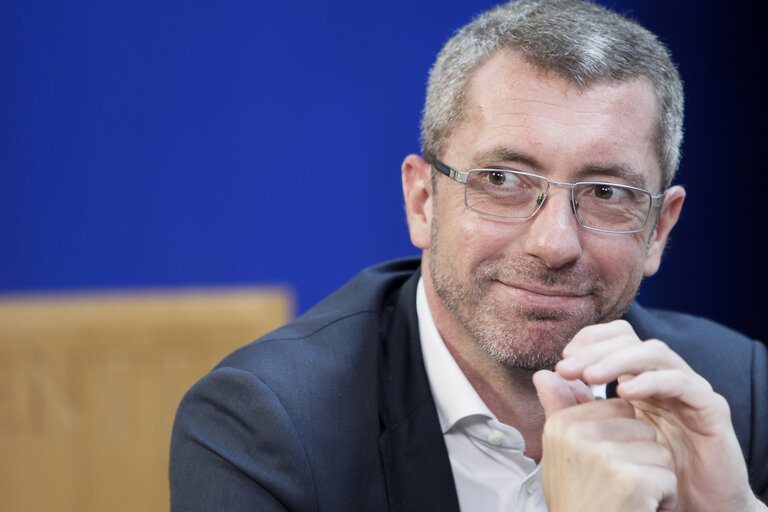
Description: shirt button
xmin=487 ymin=430 xmax=504 ymax=446
xmin=525 ymin=479 xmax=539 ymax=494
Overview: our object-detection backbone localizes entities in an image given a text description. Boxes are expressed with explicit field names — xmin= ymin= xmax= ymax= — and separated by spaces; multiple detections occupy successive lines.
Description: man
xmin=170 ymin=1 xmax=767 ymax=510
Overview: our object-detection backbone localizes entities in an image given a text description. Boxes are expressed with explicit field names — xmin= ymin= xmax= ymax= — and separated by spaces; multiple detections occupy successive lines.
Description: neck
xmin=421 ymin=262 xmax=549 ymax=461
xmin=441 ymin=332 xmax=547 ymax=461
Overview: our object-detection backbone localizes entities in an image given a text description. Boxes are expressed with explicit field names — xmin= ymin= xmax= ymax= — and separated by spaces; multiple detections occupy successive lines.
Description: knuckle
xmin=612 ymin=319 xmax=632 ymax=330
xmin=593 ymin=440 xmax=617 ymax=462
xmin=659 ymin=466 xmax=678 ymax=492
xmin=697 ymin=373 xmax=715 ymax=393
xmin=612 ymin=464 xmax=641 ymax=493
xmin=615 ymin=333 xmax=639 ymax=346
xmin=678 ymin=369 xmax=713 ymax=393
xmin=562 ymin=421 xmax=588 ymax=447
xmin=571 ymin=324 xmax=598 ymax=343
xmin=673 ymin=368 xmax=692 ymax=386
xmin=643 ymin=338 xmax=670 ymax=353
xmin=614 ymin=464 xmax=677 ymax=505
xmin=571 ymin=420 xmax=596 ymax=440
xmin=710 ymin=391 xmax=731 ymax=415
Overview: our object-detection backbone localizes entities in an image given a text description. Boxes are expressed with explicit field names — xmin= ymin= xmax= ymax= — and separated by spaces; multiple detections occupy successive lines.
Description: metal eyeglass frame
xmin=429 ymin=158 xmax=665 ymax=234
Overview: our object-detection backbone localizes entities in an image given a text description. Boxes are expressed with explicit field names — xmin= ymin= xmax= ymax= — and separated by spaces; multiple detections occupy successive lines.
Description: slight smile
xmin=493 ymin=281 xmax=589 ymax=308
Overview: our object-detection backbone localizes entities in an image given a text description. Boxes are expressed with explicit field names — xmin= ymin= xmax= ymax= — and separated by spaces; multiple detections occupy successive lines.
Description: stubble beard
xmin=428 ymin=216 xmax=639 ymax=371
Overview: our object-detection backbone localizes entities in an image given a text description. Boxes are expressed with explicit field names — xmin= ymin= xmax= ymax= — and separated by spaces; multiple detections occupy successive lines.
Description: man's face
xmin=406 ymin=49 xmax=684 ymax=370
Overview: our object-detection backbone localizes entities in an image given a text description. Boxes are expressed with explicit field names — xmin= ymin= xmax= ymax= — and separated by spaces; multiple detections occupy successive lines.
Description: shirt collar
xmin=416 ymin=277 xmax=495 ymax=434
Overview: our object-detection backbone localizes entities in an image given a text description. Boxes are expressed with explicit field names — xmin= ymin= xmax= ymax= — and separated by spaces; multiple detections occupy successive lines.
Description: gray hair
xmin=421 ymin=0 xmax=683 ymax=189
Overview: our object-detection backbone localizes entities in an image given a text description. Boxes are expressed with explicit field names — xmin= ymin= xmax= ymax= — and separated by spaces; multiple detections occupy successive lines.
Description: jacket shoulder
xmin=170 ymin=258 xmax=422 ymax=511
xmin=625 ymin=302 xmax=758 ymax=364
xmin=220 ymin=257 xmax=420 ymax=368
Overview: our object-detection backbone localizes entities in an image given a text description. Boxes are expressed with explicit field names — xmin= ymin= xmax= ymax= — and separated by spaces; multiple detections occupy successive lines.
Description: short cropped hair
xmin=421 ymin=0 xmax=683 ymax=190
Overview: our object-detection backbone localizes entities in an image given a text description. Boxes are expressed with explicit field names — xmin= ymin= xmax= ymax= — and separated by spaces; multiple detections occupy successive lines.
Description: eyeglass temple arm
xmin=428 ymin=158 xmax=469 ymax=183
xmin=651 ymin=193 xmax=665 ymax=208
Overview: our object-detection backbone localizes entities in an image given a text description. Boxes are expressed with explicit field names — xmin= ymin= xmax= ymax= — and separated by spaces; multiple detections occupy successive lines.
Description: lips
xmin=492 ymin=280 xmax=590 ymax=309
xmin=510 ymin=283 xmax=587 ymax=297
xmin=495 ymin=279 xmax=589 ymax=297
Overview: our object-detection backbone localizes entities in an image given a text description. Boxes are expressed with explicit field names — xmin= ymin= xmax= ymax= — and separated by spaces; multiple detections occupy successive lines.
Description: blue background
xmin=2 ymin=1 xmax=765 ymax=343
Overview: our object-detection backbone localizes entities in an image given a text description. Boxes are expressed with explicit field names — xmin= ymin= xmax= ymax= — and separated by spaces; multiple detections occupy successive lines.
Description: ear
xmin=402 ymin=154 xmax=433 ymax=250
xmin=643 ymin=185 xmax=686 ymax=276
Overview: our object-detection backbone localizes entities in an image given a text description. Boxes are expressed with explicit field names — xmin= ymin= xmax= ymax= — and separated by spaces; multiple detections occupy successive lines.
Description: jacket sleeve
xmin=749 ymin=341 xmax=768 ymax=503
xmin=169 ymin=367 xmax=318 ymax=512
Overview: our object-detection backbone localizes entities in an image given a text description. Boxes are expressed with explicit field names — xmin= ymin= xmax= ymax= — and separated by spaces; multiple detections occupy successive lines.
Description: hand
xmin=533 ymin=370 xmax=678 ymax=512
xmin=553 ymin=319 xmax=761 ymax=512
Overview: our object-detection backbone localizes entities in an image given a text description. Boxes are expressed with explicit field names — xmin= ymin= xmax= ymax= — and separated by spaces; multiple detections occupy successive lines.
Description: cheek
xmin=589 ymin=235 xmax=648 ymax=283
xmin=456 ymin=215 xmax=517 ymax=257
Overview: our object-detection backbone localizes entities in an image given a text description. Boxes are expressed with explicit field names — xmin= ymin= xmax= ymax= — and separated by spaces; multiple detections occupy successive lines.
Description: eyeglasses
xmin=430 ymin=158 xmax=665 ymax=234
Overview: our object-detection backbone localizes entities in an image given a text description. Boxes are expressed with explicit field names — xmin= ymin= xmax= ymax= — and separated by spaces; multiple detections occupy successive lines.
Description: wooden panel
xmin=0 ymin=287 xmax=293 ymax=512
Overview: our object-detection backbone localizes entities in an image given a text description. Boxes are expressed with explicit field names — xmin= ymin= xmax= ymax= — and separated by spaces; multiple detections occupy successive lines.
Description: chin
xmin=476 ymin=298 xmax=638 ymax=370
xmin=482 ymin=341 xmax=563 ymax=371
xmin=468 ymin=315 xmax=578 ymax=371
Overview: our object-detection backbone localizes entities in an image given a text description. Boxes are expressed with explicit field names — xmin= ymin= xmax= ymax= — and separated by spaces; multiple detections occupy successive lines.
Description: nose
xmin=521 ymin=187 xmax=583 ymax=269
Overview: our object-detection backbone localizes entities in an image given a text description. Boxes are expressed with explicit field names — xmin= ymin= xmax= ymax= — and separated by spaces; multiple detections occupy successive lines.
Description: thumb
xmin=533 ymin=370 xmax=594 ymax=419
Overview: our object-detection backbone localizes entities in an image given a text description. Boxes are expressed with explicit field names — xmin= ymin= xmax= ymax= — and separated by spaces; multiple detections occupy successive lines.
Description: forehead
xmin=449 ymin=49 xmax=661 ymax=189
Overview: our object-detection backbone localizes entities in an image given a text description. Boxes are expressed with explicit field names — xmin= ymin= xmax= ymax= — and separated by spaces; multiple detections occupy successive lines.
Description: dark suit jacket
xmin=170 ymin=257 xmax=768 ymax=511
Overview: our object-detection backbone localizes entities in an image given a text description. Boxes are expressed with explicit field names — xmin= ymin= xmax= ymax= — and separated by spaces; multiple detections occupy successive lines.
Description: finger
xmin=627 ymin=465 xmax=679 ymax=512
xmin=563 ymin=319 xmax=637 ymax=356
xmin=556 ymin=335 xmax=639 ymax=380
xmin=566 ymin=375 xmax=595 ymax=404
xmin=581 ymin=339 xmax=693 ymax=385
xmin=616 ymin=369 xmax=717 ymax=411
xmin=533 ymin=370 xmax=586 ymax=419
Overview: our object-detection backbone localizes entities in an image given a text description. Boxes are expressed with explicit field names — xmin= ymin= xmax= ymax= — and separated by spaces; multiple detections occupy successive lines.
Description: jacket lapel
xmin=377 ymin=270 xmax=460 ymax=512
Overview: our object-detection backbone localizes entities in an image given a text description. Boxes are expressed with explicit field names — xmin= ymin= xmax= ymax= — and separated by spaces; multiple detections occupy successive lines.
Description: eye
xmin=594 ymin=184 xmax=614 ymax=200
xmin=488 ymin=171 xmax=506 ymax=186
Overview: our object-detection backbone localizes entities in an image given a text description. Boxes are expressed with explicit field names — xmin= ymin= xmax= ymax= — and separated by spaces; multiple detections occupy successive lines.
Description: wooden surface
xmin=0 ymin=287 xmax=292 ymax=512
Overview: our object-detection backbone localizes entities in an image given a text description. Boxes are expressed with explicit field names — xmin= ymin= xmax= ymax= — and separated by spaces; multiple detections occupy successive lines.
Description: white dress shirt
xmin=417 ymin=278 xmax=547 ymax=511
xmin=416 ymin=278 xmax=607 ymax=511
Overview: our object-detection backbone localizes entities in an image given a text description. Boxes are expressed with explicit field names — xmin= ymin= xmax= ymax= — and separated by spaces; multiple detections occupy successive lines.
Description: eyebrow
xmin=470 ymin=146 xmax=650 ymax=190
xmin=471 ymin=147 xmax=542 ymax=170
xmin=573 ymin=164 xmax=649 ymax=190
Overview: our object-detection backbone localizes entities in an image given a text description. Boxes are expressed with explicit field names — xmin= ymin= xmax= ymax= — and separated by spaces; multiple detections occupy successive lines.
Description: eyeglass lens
xmin=465 ymin=170 xmax=651 ymax=232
